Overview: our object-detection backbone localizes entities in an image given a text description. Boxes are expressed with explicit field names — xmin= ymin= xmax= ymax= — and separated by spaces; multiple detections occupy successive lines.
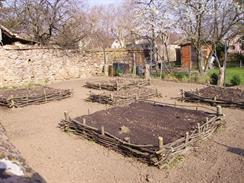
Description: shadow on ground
xmin=214 ymin=141 xmax=244 ymax=157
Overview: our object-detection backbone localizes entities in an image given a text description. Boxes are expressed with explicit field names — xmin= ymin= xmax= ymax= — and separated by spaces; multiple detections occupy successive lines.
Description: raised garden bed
xmin=0 ymin=86 xmax=72 ymax=108
xmin=181 ymin=86 xmax=244 ymax=109
xmin=87 ymin=87 xmax=160 ymax=105
xmin=85 ymin=78 xmax=150 ymax=91
xmin=59 ymin=101 xmax=225 ymax=168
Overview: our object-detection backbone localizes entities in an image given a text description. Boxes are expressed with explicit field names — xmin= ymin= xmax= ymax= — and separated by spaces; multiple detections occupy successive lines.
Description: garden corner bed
xmin=181 ymin=86 xmax=244 ymax=109
xmin=0 ymin=86 xmax=72 ymax=108
xmin=59 ymin=101 xmax=225 ymax=168
xmin=87 ymin=87 xmax=160 ymax=105
xmin=85 ymin=78 xmax=150 ymax=91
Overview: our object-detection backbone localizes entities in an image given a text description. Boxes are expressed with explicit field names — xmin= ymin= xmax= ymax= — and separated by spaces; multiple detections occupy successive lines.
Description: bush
xmin=210 ymin=73 xmax=219 ymax=85
xmin=173 ymin=72 xmax=189 ymax=80
xmin=230 ymin=75 xmax=241 ymax=86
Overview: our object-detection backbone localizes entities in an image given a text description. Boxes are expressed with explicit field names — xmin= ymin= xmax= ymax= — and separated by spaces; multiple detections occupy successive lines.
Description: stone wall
xmin=0 ymin=47 xmax=145 ymax=87
xmin=0 ymin=47 xmax=103 ymax=87
xmin=86 ymin=48 xmax=146 ymax=67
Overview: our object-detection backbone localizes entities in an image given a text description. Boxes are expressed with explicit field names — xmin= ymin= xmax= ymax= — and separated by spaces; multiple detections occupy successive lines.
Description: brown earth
xmin=0 ymin=78 xmax=243 ymax=183
xmin=191 ymin=86 xmax=244 ymax=102
xmin=76 ymin=101 xmax=211 ymax=145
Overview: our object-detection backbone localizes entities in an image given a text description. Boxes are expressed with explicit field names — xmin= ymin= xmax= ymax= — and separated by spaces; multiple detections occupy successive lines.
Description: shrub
xmin=210 ymin=73 xmax=219 ymax=85
xmin=173 ymin=72 xmax=189 ymax=80
xmin=230 ymin=75 xmax=241 ymax=86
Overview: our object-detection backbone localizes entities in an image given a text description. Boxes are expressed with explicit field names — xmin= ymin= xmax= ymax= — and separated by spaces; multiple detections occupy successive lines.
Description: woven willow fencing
xmin=180 ymin=86 xmax=244 ymax=109
xmin=85 ymin=78 xmax=150 ymax=91
xmin=87 ymin=87 xmax=160 ymax=105
xmin=0 ymin=86 xmax=72 ymax=108
xmin=59 ymin=101 xmax=225 ymax=168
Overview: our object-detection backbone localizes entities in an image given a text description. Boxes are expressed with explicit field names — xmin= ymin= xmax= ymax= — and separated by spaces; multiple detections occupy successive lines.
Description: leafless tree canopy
xmin=0 ymin=0 xmax=242 ymax=55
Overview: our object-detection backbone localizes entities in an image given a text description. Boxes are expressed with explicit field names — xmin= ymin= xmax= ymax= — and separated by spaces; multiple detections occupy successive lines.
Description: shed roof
xmin=0 ymin=24 xmax=36 ymax=45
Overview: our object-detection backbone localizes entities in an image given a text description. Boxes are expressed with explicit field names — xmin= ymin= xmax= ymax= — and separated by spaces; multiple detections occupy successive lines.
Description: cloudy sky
xmin=88 ymin=0 xmax=123 ymax=7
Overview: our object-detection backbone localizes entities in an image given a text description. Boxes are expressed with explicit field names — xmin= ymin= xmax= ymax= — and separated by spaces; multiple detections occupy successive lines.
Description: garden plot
xmin=0 ymin=86 xmax=72 ymax=108
xmin=87 ymin=87 xmax=160 ymax=105
xmin=59 ymin=101 xmax=224 ymax=168
xmin=181 ymin=86 xmax=244 ymax=109
xmin=85 ymin=78 xmax=150 ymax=91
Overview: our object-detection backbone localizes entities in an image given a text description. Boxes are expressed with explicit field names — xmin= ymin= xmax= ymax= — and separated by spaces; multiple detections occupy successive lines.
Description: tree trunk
xmin=218 ymin=66 xmax=225 ymax=86
xmin=218 ymin=42 xmax=227 ymax=87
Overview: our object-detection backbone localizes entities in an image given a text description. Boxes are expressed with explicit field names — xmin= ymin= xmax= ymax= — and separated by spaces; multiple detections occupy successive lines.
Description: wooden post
xmin=82 ymin=118 xmax=86 ymax=125
xmin=101 ymin=126 xmax=105 ymax=135
xmin=216 ymin=105 xmax=223 ymax=116
xmin=145 ymin=64 xmax=150 ymax=80
xmin=124 ymin=137 xmax=130 ymax=143
xmin=185 ymin=132 xmax=189 ymax=143
xmin=10 ymin=95 xmax=15 ymax=108
xmin=181 ymin=89 xmax=185 ymax=99
xmin=43 ymin=88 xmax=47 ymax=102
xmin=206 ymin=117 xmax=209 ymax=129
xmin=82 ymin=118 xmax=86 ymax=134
xmin=64 ymin=111 xmax=71 ymax=121
xmin=197 ymin=123 xmax=201 ymax=133
xmin=158 ymin=136 xmax=164 ymax=151
xmin=133 ymin=53 xmax=136 ymax=76
xmin=104 ymin=64 xmax=109 ymax=77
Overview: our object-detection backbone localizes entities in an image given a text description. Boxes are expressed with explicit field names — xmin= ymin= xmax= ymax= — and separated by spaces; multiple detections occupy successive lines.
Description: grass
xmin=208 ymin=67 xmax=244 ymax=85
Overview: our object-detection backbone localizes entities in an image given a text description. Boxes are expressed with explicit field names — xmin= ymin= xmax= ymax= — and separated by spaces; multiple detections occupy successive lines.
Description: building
xmin=0 ymin=24 xmax=36 ymax=46
xmin=179 ymin=41 xmax=212 ymax=70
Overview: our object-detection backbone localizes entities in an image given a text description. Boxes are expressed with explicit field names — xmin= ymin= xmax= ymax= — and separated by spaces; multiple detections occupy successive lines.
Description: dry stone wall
xmin=0 ymin=47 xmax=103 ymax=87
xmin=0 ymin=47 xmax=145 ymax=87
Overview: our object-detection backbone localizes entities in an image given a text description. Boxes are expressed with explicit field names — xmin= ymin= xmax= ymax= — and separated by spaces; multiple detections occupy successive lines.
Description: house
xmin=111 ymin=39 xmax=126 ymax=49
xmin=228 ymin=35 xmax=244 ymax=54
xmin=0 ymin=24 xmax=36 ymax=46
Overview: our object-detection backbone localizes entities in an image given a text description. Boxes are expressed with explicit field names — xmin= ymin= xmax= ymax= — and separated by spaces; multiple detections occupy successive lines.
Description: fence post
xmin=158 ymin=136 xmax=164 ymax=151
xmin=216 ymin=105 xmax=223 ymax=116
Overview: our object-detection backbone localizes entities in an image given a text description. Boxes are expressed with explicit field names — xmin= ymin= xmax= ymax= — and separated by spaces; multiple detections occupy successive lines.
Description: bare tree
xmin=208 ymin=0 xmax=243 ymax=86
xmin=132 ymin=0 xmax=173 ymax=74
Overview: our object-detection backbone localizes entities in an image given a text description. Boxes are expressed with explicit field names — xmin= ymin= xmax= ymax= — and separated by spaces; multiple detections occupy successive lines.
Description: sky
xmin=87 ymin=0 xmax=123 ymax=7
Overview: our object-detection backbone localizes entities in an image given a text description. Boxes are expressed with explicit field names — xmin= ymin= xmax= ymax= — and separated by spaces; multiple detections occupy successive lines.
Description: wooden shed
xmin=180 ymin=42 xmax=212 ymax=70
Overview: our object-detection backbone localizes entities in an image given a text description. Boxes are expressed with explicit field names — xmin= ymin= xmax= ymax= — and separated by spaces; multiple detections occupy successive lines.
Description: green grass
xmin=208 ymin=67 xmax=244 ymax=85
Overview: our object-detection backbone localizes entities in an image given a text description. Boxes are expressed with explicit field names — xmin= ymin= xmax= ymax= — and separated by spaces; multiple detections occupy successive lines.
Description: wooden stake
xmin=64 ymin=111 xmax=70 ymax=121
xmin=206 ymin=117 xmax=209 ymax=129
xmin=101 ymin=126 xmax=105 ymax=135
xmin=124 ymin=137 xmax=130 ymax=143
xmin=43 ymin=88 xmax=47 ymax=102
xmin=216 ymin=105 xmax=223 ymax=116
xmin=82 ymin=118 xmax=86 ymax=125
xmin=197 ymin=123 xmax=201 ymax=133
xmin=158 ymin=136 xmax=164 ymax=150
xmin=185 ymin=132 xmax=189 ymax=143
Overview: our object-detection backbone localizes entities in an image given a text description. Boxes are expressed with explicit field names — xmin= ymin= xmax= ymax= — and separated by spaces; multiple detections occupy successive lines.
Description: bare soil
xmin=0 ymin=86 xmax=72 ymax=108
xmin=192 ymin=86 xmax=244 ymax=102
xmin=0 ymin=78 xmax=243 ymax=183
xmin=77 ymin=101 xmax=211 ymax=145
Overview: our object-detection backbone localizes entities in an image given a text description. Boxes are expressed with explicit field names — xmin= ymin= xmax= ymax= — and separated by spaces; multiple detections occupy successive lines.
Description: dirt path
xmin=0 ymin=78 xmax=243 ymax=183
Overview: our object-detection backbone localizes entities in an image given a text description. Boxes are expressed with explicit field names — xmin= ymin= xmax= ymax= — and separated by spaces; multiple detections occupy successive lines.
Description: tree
xmin=132 ymin=0 xmax=173 ymax=74
xmin=173 ymin=0 xmax=243 ymax=85
xmin=207 ymin=0 xmax=243 ymax=86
